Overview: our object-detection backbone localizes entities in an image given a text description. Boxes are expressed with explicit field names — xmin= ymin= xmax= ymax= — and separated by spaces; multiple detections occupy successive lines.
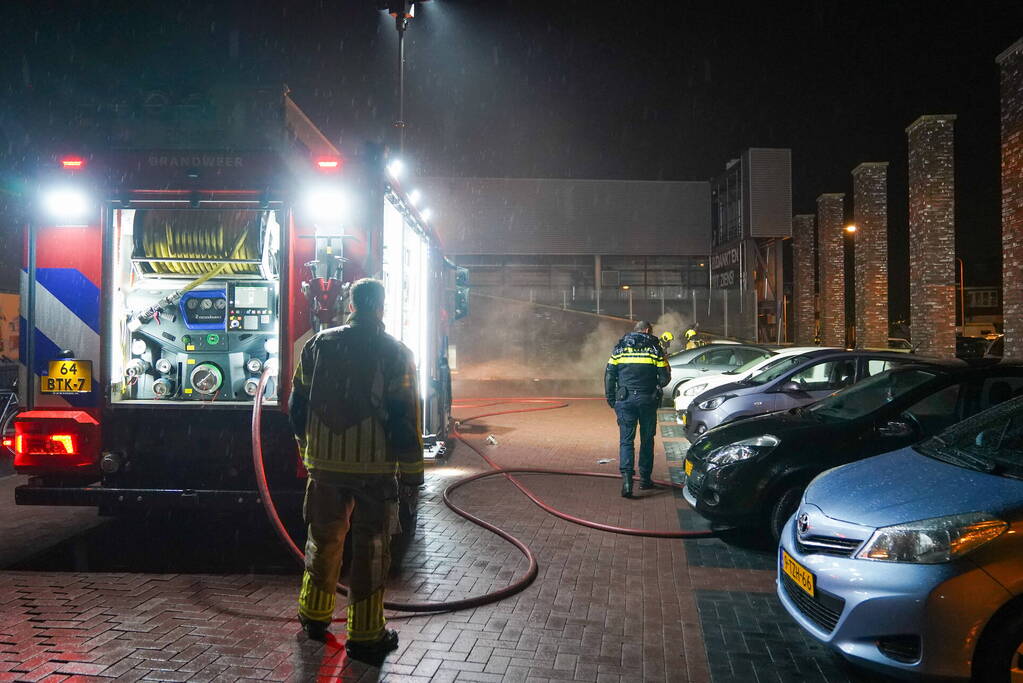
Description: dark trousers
xmin=614 ymin=391 xmax=658 ymax=480
xmin=299 ymin=477 xmax=396 ymax=641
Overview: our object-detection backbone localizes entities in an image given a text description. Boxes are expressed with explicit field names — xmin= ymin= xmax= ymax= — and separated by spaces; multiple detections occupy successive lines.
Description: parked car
xmin=888 ymin=337 xmax=913 ymax=351
xmin=673 ymin=346 xmax=830 ymax=418
xmin=779 ymin=391 xmax=1023 ymax=681
xmin=683 ymin=360 xmax=1023 ymax=539
xmin=957 ymin=335 xmax=992 ymax=359
xmin=682 ymin=350 xmax=915 ymax=440
xmin=664 ymin=343 xmax=773 ymax=404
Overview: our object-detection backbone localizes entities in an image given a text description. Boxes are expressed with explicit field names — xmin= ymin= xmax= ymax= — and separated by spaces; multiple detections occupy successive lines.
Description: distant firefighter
xmin=604 ymin=320 xmax=671 ymax=498
xmin=684 ymin=324 xmax=700 ymax=350
xmin=289 ymin=278 xmax=423 ymax=663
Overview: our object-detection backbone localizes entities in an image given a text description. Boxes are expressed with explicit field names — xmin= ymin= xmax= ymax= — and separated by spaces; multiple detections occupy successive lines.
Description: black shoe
xmin=639 ymin=479 xmax=655 ymax=490
xmin=621 ymin=477 xmax=633 ymax=498
xmin=346 ymin=629 xmax=400 ymax=664
xmin=299 ymin=614 xmax=330 ymax=642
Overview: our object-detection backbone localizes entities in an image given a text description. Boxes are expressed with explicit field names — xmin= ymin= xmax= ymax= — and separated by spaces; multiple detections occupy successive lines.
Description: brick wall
xmin=1000 ymin=39 xmax=1023 ymax=359
xmin=792 ymin=214 xmax=817 ymax=345
xmin=852 ymin=163 xmax=889 ymax=349
xmin=907 ymin=115 xmax=957 ymax=358
xmin=817 ymin=194 xmax=846 ymax=347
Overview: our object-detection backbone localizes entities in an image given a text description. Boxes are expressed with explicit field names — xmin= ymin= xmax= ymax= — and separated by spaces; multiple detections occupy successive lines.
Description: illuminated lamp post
xmin=379 ymin=0 xmax=431 ymax=154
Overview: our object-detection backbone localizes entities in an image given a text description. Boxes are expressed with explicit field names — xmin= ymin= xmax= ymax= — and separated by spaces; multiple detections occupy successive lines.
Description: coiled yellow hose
xmin=139 ymin=211 xmax=261 ymax=276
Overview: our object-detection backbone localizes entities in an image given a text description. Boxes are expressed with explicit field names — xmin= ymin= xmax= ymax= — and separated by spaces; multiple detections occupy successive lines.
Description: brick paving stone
xmin=694 ymin=590 xmax=900 ymax=683
xmin=0 ymin=401 xmax=885 ymax=681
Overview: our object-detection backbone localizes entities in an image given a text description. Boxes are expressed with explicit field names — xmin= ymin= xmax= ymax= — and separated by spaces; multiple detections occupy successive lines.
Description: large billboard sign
xmin=710 ymin=243 xmax=742 ymax=289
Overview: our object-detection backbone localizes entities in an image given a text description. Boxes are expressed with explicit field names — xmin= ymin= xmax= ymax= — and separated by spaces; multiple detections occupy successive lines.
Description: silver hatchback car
xmin=779 ymin=393 xmax=1023 ymax=680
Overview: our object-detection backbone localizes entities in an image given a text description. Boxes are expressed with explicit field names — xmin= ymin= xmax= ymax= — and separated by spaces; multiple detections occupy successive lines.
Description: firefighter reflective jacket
xmin=604 ymin=331 xmax=671 ymax=403
xmin=289 ymin=315 xmax=424 ymax=485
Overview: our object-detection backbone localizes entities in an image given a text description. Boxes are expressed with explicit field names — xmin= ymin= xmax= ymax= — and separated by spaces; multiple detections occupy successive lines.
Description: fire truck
xmin=9 ymin=86 xmax=463 ymax=511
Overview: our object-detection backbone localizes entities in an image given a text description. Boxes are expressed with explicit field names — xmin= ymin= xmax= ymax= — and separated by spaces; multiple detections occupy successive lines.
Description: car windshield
xmin=808 ymin=369 xmax=938 ymax=421
xmin=743 ymin=355 xmax=810 ymax=386
xmin=724 ymin=354 xmax=775 ymax=376
xmin=919 ymin=395 xmax=1023 ymax=477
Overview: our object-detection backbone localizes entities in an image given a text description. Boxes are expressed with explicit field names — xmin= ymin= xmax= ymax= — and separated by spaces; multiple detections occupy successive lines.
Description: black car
xmin=682 ymin=361 xmax=1023 ymax=540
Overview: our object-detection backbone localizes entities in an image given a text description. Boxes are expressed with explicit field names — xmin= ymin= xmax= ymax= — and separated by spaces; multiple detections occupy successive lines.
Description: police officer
xmin=290 ymin=278 xmax=424 ymax=663
xmin=605 ymin=321 xmax=670 ymax=498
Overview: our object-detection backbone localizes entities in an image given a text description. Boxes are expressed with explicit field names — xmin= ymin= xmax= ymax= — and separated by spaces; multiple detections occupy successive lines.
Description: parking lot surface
xmin=0 ymin=400 xmax=889 ymax=682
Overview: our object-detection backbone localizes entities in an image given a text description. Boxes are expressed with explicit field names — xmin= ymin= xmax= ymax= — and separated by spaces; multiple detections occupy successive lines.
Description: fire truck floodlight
xmin=387 ymin=159 xmax=404 ymax=178
xmin=41 ymin=186 xmax=91 ymax=225
xmin=304 ymin=186 xmax=349 ymax=225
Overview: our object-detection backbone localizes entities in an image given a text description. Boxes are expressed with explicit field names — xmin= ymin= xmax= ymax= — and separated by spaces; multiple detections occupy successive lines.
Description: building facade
xmin=419 ymin=177 xmax=712 ymax=325
xmin=710 ymin=148 xmax=793 ymax=342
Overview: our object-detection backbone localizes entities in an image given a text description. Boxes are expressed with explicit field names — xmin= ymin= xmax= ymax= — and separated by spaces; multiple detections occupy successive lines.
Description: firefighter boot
xmin=299 ymin=614 xmax=330 ymax=642
xmin=621 ymin=476 xmax=633 ymax=498
xmin=346 ymin=629 xmax=399 ymax=664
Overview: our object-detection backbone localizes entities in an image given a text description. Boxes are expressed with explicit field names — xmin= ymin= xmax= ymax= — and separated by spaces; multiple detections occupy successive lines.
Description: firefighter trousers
xmin=298 ymin=476 xmax=395 ymax=642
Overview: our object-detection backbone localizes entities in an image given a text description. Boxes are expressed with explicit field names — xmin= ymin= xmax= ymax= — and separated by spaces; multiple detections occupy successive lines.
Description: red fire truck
xmin=9 ymin=86 xmax=462 ymax=511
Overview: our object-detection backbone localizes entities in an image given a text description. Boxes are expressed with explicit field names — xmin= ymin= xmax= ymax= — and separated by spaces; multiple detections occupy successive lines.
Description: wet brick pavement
xmin=0 ymin=401 xmax=894 ymax=682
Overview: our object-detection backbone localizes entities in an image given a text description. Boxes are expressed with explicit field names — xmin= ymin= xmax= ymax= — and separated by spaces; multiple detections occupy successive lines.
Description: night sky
xmin=2 ymin=1 xmax=1021 ymax=318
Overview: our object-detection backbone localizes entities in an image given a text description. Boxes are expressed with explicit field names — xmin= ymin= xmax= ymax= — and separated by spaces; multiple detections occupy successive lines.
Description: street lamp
xmin=845 ymin=223 xmax=858 ymax=234
xmin=380 ymin=0 xmax=430 ymax=154
xmin=622 ymin=285 xmax=633 ymax=320
xmin=956 ymin=257 xmax=966 ymax=329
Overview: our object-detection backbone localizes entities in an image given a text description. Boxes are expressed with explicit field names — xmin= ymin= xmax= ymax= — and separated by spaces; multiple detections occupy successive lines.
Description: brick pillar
xmin=792 ymin=214 xmax=817 ymax=345
xmin=852 ymin=163 xmax=889 ymax=349
xmin=817 ymin=194 xmax=846 ymax=347
xmin=999 ymin=39 xmax=1023 ymax=359
xmin=907 ymin=115 xmax=957 ymax=358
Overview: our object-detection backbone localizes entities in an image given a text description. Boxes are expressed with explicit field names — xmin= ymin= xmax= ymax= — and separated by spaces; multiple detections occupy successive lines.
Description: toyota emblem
xmin=797 ymin=513 xmax=810 ymax=535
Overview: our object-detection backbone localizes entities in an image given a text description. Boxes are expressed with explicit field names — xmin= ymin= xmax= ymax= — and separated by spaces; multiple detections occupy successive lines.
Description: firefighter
xmin=658 ymin=331 xmax=675 ymax=355
xmin=684 ymin=324 xmax=700 ymax=350
xmin=604 ymin=320 xmax=670 ymax=498
xmin=289 ymin=278 xmax=423 ymax=663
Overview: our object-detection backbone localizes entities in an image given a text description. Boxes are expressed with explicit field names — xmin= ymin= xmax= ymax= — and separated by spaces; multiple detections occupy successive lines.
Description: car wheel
xmin=769 ymin=485 xmax=803 ymax=542
xmin=974 ymin=610 xmax=1023 ymax=683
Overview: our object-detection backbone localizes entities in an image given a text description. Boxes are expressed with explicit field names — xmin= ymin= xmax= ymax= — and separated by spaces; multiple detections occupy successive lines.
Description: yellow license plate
xmin=681 ymin=412 xmax=688 ymax=426
xmin=41 ymin=360 xmax=92 ymax=394
xmin=684 ymin=459 xmax=693 ymax=476
xmin=781 ymin=549 xmax=815 ymax=598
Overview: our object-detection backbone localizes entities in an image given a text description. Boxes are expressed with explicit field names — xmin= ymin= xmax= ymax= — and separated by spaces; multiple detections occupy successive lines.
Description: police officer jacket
xmin=604 ymin=332 xmax=671 ymax=404
xmin=289 ymin=315 xmax=424 ymax=485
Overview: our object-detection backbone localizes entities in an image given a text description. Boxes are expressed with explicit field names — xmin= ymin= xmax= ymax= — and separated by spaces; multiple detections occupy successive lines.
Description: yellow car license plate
xmin=684 ymin=459 xmax=693 ymax=476
xmin=41 ymin=360 xmax=92 ymax=394
xmin=781 ymin=549 xmax=815 ymax=597
xmin=681 ymin=412 xmax=688 ymax=426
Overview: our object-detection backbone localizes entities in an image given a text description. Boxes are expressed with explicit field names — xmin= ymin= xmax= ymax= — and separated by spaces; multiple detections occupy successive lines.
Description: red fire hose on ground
xmin=250 ymin=368 xmax=716 ymax=616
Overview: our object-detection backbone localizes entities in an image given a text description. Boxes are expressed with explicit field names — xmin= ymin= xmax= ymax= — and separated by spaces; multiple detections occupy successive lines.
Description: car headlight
xmin=856 ymin=512 xmax=1008 ymax=564
xmin=705 ymin=435 xmax=780 ymax=467
xmin=683 ymin=383 xmax=708 ymax=396
xmin=697 ymin=395 xmax=733 ymax=411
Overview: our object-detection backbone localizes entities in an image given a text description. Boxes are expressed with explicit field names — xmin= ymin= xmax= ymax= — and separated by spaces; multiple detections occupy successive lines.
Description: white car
xmin=673 ymin=346 xmax=832 ymax=421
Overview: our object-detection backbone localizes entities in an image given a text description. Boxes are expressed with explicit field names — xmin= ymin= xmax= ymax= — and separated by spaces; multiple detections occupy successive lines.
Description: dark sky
xmin=2 ymin=1 xmax=1021 ymax=316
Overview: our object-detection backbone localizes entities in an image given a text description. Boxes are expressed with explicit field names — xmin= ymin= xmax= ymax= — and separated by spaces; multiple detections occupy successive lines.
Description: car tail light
xmin=12 ymin=411 xmax=99 ymax=473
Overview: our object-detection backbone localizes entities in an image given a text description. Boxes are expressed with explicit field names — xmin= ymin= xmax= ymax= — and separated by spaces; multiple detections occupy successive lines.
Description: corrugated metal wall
xmin=418 ymin=177 xmax=710 ymax=256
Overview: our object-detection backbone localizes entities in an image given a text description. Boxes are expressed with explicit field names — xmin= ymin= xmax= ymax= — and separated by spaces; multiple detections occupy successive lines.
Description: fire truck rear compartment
xmin=110 ymin=208 xmax=282 ymax=406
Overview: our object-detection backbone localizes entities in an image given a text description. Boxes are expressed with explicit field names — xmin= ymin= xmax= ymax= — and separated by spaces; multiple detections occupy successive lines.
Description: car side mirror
xmin=779 ymin=381 xmax=802 ymax=394
xmin=878 ymin=420 xmax=914 ymax=439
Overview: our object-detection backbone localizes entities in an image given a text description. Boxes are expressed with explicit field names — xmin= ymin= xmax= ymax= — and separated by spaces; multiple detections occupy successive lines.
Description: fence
xmin=468 ymin=285 xmax=763 ymax=341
